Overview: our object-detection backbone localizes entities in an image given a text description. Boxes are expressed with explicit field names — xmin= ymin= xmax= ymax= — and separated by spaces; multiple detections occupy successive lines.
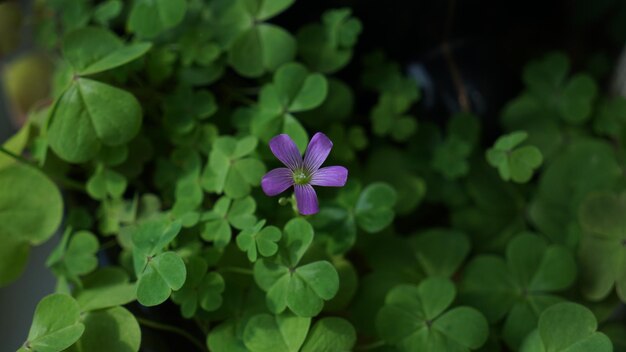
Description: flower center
xmin=292 ymin=169 xmax=311 ymax=185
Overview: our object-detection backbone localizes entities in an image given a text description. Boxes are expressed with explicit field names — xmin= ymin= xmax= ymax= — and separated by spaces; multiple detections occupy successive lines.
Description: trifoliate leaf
xmin=136 ymin=251 xmax=186 ymax=306
xmin=522 ymin=52 xmax=598 ymax=124
xmin=297 ymin=8 xmax=362 ymax=74
xmin=86 ymin=166 xmax=127 ymax=200
xmin=252 ymin=62 xmax=328 ymax=151
xmin=243 ymin=312 xmax=310 ymax=352
xmin=46 ymin=229 xmax=99 ymax=280
xmin=172 ymin=257 xmax=225 ymax=317
xmin=237 ymin=220 xmax=282 ymax=262
xmin=201 ymin=196 xmax=257 ymax=248
xmin=63 ymin=27 xmax=151 ymax=75
xmin=377 ymin=277 xmax=488 ymax=352
xmin=48 ymin=78 xmax=142 ymax=163
xmin=22 ymin=294 xmax=85 ymax=352
xmin=254 ymin=219 xmax=339 ymax=317
xmin=202 ymin=136 xmax=266 ymax=198
xmin=520 ymin=302 xmax=612 ymax=352
xmin=226 ymin=0 xmax=295 ymax=77
xmin=460 ymin=233 xmax=576 ymax=349
xmin=127 ymin=0 xmax=187 ymax=38
xmin=486 ymin=131 xmax=543 ymax=183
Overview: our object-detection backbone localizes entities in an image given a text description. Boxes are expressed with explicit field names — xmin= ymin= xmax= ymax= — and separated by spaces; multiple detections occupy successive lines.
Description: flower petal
xmin=310 ymin=166 xmax=348 ymax=187
xmin=261 ymin=168 xmax=294 ymax=196
xmin=294 ymin=184 xmax=319 ymax=215
xmin=303 ymin=132 xmax=333 ymax=172
xmin=269 ymin=134 xmax=302 ymax=170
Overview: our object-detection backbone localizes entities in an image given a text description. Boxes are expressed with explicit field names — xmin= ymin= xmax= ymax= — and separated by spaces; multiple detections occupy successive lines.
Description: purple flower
xmin=261 ymin=132 xmax=348 ymax=215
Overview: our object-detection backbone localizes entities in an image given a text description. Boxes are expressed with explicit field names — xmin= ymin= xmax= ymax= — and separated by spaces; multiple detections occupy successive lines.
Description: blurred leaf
xmin=520 ymin=303 xmax=612 ymax=352
xmin=66 ymin=306 xmax=140 ymax=352
xmin=63 ymin=27 xmax=151 ymax=75
xmin=127 ymin=0 xmax=187 ymax=38
xmin=460 ymin=233 xmax=577 ymax=349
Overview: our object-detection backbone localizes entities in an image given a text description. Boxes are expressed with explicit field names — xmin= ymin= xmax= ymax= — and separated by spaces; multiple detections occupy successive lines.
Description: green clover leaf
xmin=130 ymin=217 xmax=186 ymax=306
xmin=370 ymin=93 xmax=418 ymax=142
xmin=48 ymin=77 xmax=142 ymax=163
xmin=130 ymin=217 xmax=182 ymax=258
xmin=127 ymin=0 xmax=187 ymax=38
xmin=253 ymin=218 xmax=339 ymax=317
xmin=74 ymin=267 xmax=136 ymax=311
xmin=201 ymin=196 xmax=257 ymax=248
xmin=19 ymin=294 xmax=85 ymax=352
xmin=376 ymin=277 xmax=489 ymax=352
xmin=460 ymin=233 xmax=577 ymax=349
xmin=202 ymin=136 xmax=266 ymax=198
xmin=0 ymin=164 xmax=63 ymax=286
xmin=135 ymin=251 xmax=186 ymax=306
xmin=65 ymin=306 xmax=141 ymax=352
xmin=86 ymin=165 xmax=127 ymax=200
xmin=486 ymin=131 xmax=543 ymax=183
xmin=172 ymin=256 xmax=225 ymax=318
xmin=62 ymin=27 xmax=151 ymax=75
xmin=243 ymin=313 xmax=310 ymax=352
xmin=432 ymin=113 xmax=480 ymax=180
xmin=297 ymin=8 xmax=362 ymax=74
xmin=520 ymin=302 xmax=612 ymax=352
xmin=46 ymin=229 xmax=99 ymax=281
xmin=226 ymin=0 xmax=296 ymax=77
xmin=93 ymin=0 xmax=122 ymax=26
xmin=163 ymin=86 xmax=217 ymax=136
xmin=312 ymin=182 xmax=397 ymax=255
xmin=578 ymin=191 xmax=626 ymax=302
xmin=252 ymin=62 xmax=328 ymax=151
xmin=522 ymin=51 xmax=598 ymax=124
xmin=237 ymin=219 xmax=282 ymax=262
xmin=593 ymin=97 xmax=626 ymax=137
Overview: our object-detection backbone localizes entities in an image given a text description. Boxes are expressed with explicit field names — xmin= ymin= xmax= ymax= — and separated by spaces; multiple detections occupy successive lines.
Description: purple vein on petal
xmin=269 ymin=134 xmax=302 ymax=170
xmin=261 ymin=168 xmax=294 ymax=196
xmin=310 ymin=166 xmax=348 ymax=187
xmin=303 ymin=132 xmax=333 ymax=172
xmin=294 ymin=184 xmax=319 ymax=215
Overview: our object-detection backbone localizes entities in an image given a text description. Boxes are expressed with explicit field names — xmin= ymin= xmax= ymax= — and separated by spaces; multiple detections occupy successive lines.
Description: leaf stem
xmin=356 ymin=340 xmax=386 ymax=350
xmin=136 ymin=316 xmax=207 ymax=352
xmin=218 ymin=266 xmax=254 ymax=275
xmin=0 ymin=146 xmax=31 ymax=164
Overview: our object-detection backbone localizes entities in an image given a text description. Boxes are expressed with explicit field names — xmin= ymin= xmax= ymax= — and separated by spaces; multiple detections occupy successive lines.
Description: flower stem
xmin=136 ymin=317 xmax=207 ymax=352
